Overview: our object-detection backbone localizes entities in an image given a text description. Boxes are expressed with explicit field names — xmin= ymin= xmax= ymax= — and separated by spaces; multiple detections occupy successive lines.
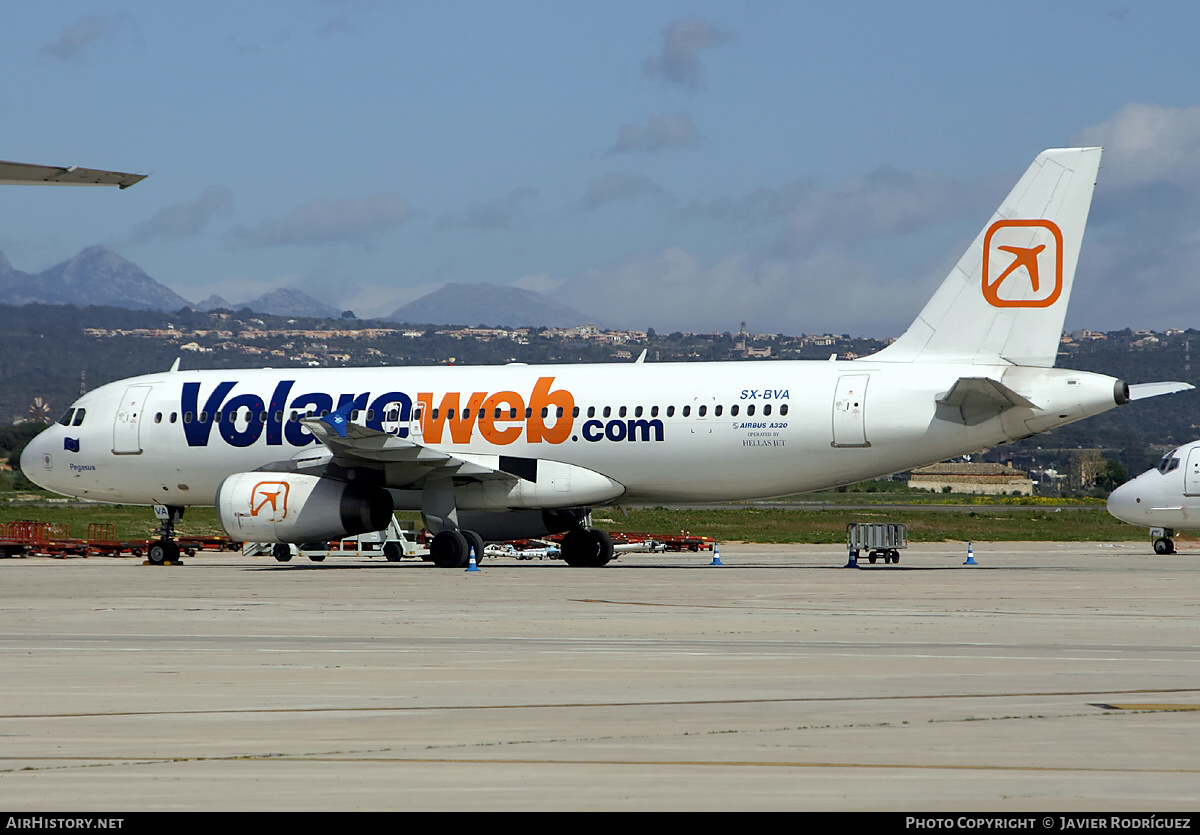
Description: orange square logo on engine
xmin=250 ymin=481 xmax=290 ymax=521
xmin=982 ymin=219 xmax=1064 ymax=308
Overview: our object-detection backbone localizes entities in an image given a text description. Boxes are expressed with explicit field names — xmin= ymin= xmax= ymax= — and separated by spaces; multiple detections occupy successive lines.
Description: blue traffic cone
xmin=844 ymin=549 xmax=859 ymax=568
xmin=709 ymin=542 xmax=723 ymax=566
xmin=963 ymin=542 xmax=977 ymax=565
xmin=466 ymin=551 xmax=480 ymax=572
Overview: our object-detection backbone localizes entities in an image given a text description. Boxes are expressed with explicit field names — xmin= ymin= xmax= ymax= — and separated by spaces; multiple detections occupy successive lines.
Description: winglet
xmin=319 ymin=400 xmax=356 ymax=439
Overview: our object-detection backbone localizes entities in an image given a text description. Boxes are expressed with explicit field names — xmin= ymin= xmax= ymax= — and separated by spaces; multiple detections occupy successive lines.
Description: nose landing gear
xmin=147 ymin=505 xmax=184 ymax=566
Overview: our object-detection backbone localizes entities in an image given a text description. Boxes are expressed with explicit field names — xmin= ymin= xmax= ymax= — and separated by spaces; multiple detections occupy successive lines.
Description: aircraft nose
xmin=19 ymin=431 xmax=52 ymax=490
xmin=1106 ymin=479 xmax=1142 ymax=525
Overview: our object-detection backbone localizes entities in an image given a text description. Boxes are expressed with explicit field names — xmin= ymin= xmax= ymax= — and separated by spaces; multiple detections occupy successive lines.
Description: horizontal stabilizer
xmin=937 ymin=377 xmax=1037 ymax=426
xmin=0 ymin=160 xmax=147 ymax=189
xmin=1127 ymin=381 xmax=1195 ymax=401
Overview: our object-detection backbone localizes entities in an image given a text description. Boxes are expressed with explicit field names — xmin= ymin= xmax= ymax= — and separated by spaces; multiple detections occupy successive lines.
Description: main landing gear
xmin=559 ymin=527 xmax=614 ymax=567
xmin=147 ymin=505 xmax=184 ymax=566
xmin=428 ymin=529 xmax=486 ymax=568
xmin=426 ymin=526 xmax=615 ymax=568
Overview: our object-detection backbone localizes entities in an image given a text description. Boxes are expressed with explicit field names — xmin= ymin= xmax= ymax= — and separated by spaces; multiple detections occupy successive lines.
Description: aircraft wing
xmin=300 ymin=411 xmax=519 ymax=483
xmin=0 ymin=160 xmax=147 ymax=188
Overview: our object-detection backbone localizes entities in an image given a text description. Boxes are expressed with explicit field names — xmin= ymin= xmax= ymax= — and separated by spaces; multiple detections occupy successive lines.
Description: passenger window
xmin=715 ymin=405 xmax=723 ymax=417
xmin=184 ymin=411 xmax=194 ymax=424
xmin=635 ymin=406 xmax=643 ymax=418
xmin=154 ymin=413 xmax=162 ymax=424
xmin=603 ymin=406 xmax=611 ymax=418
xmin=650 ymin=406 xmax=659 ymax=418
xmin=747 ymin=405 xmax=755 ymax=416
xmin=683 ymin=406 xmax=691 ymax=417
xmin=619 ymin=406 xmax=627 ymax=418
xmin=780 ymin=404 xmax=788 ymax=416
xmin=169 ymin=413 xmax=178 ymax=424
xmin=731 ymin=404 xmax=739 ymax=417
xmin=587 ymin=406 xmax=596 ymax=418
xmin=667 ymin=406 xmax=675 ymax=417
xmin=764 ymin=404 xmax=772 ymax=416
xmin=698 ymin=405 xmax=707 ymax=417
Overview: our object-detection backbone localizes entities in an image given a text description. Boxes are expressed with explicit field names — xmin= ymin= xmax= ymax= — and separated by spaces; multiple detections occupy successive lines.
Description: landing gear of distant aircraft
xmin=272 ymin=543 xmax=293 ymax=562
xmin=147 ymin=505 xmax=184 ymax=566
xmin=1154 ymin=537 xmax=1176 ymax=555
xmin=560 ymin=527 xmax=614 ymax=567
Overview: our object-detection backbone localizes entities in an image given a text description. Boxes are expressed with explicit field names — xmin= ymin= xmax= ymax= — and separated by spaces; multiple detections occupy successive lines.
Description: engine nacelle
xmin=216 ymin=472 xmax=392 ymax=544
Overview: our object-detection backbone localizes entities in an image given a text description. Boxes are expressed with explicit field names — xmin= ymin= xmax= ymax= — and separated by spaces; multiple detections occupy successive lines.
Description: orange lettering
xmin=478 ymin=391 xmax=525 ymax=445
xmin=526 ymin=376 xmax=574 ymax=444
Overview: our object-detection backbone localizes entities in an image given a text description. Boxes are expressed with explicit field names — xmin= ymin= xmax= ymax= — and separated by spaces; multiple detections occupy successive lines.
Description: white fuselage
xmin=22 ymin=357 xmax=1126 ymax=509
xmin=1107 ymin=442 xmax=1200 ymax=531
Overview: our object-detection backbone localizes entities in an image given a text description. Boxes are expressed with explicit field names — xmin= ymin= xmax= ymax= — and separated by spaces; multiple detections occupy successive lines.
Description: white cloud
xmin=607 ymin=112 xmax=701 ymax=155
xmin=127 ymin=186 xmax=234 ymax=244
xmin=41 ymin=15 xmax=132 ymax=63
xmin=581 ymin=172 xmax=671 ymax=209
xmin=437 ymin=187 xmax=538 ymax=231
xmin=512 ymin=273 xmax=564 ymax=294
xmin=641 ymin=18 xmax=735 ymax=91
xmin=228 ymin=192 xmax=412 ymax=247
xmin=1072 ymin=102 xmax=1200 ymax=187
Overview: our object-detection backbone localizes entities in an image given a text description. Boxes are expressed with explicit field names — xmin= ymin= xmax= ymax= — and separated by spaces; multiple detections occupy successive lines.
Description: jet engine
xmin=216 ymin=472 xmax=392 ymax=544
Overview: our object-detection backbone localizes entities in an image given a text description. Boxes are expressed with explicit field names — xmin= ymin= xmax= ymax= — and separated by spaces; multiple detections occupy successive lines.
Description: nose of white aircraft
xmin=19 ymin=430 xmax=53 ymax=491
xmin=1106 ymin=478 xmax=1144 ymax=526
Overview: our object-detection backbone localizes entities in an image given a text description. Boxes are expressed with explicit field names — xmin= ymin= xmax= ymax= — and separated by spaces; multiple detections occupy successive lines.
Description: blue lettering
xmin=181 ymin=381 xmax=235 ymax=447
xmin=627 ymin=419 xmax=664 ymax=442
xmin=285 ymin=392 xmax=333 ymax=446
xmin=366 ymin=391 xmax=412 ymax=437
xmin=218 ymin=393 xmax=266 ymax=447
xmin=265 ymin=380 xmax=294 ymax=446
xmin=582 ymin=419 xmax=604 ymax=442
xmin=605 ymin=420 xmax=626 ymax=442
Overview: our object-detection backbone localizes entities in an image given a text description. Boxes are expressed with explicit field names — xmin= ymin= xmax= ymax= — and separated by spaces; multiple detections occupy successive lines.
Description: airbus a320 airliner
xmin=18 ymin=148 xmax=1193 ymax=566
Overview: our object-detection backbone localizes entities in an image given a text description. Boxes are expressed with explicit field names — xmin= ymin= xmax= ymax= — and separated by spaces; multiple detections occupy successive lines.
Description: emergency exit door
xmin=832 ymin=375 xmax=870 ymax=448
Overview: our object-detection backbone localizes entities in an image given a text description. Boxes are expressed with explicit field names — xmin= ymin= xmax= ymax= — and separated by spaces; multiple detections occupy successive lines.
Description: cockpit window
xmin=57 ymin=409 xmax=75 ymax=427
xmin=1157 ymin=450 xmax=1181 ymax=474
xmin=72 ymin=408 xmax=86 ymax=426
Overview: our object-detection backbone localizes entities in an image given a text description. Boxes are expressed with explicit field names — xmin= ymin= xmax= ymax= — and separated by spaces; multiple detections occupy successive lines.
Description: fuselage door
xmin=1184 ymin=446 xmax=1200 ymax=496
xmin=832 ymin=374 xmax=870 ymax=448
xmin=113 ymin=385 xmax=152 ymax=455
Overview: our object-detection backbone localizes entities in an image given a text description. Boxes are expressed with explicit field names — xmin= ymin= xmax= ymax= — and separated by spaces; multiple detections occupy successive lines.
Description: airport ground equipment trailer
xmin=245 ymin=515 xmax=429 ymax=563
xmin=846 ymin=522 xmax=908 ymax=564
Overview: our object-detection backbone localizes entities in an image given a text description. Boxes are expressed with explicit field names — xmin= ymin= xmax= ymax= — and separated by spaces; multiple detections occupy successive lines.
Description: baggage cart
xmin=846 ymin=522 xmax=908 ymax=565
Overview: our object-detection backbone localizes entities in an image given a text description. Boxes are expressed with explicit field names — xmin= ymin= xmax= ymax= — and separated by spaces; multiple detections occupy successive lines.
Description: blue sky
xmin=5 ymin=1 xmax=1200 ymax=336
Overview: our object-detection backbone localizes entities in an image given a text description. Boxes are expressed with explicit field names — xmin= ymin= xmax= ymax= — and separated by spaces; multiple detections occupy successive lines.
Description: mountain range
xmin=0 ymin=246 xmax=594 ymax=326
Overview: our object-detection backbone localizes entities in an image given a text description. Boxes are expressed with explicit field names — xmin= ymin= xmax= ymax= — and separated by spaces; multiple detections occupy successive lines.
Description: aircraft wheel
xmin=383 ymin=541 xmax=403 ymax=562
xmin=147 ymin=540 xmax=179 ymax=566
xmin=463 ymin=530 xmax=485 ymax=565
xmin=561 ymin=528 xmax=614 ymax=567
xmin=430 ymin=530 xmax=470 ymax=568
xmin=1154 ymin=537 xmax=1175 ymax=555
xmin=272 ymin=543 xmax=293 ymax=562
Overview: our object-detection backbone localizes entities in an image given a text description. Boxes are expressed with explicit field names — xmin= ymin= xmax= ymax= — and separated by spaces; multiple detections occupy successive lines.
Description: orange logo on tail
xmin=982 ymin=219 xmax=1063 ymax=308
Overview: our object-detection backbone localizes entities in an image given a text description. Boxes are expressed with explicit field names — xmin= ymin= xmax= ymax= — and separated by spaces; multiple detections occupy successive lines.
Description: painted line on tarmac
xmin=4 ymin=686 xmax=1200 ymax=721
xmin=5 ymin=754 xmax=1200 ymax=774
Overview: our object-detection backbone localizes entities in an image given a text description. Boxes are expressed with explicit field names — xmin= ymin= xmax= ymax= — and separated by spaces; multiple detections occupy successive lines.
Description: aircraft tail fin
xmin=871 ymin=147 xmax=1102 ymax=367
